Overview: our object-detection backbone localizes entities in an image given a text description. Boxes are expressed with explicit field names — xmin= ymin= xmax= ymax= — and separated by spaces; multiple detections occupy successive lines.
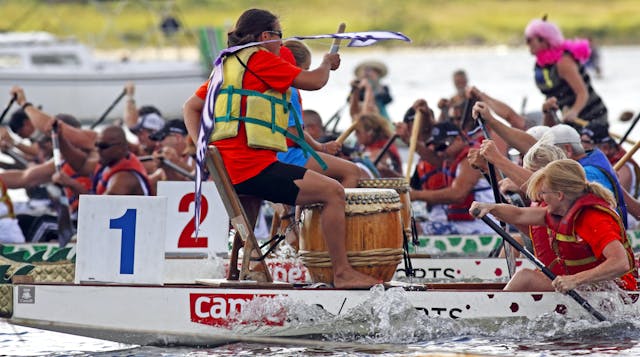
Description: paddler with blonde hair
xmin=471 ymin=159 xmax=637 ymax=293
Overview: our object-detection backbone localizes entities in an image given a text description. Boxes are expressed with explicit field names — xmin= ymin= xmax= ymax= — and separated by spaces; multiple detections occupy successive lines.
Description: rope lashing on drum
xmin=298 ymin=248 xmax=404 ymax=268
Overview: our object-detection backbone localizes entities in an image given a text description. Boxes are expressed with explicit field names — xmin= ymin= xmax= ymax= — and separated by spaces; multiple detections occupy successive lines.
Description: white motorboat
xmin=0 ymin=32 xmax=208 ymax=121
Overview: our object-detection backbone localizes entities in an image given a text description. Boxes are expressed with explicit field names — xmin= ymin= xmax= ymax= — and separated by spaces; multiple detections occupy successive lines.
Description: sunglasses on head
xmin=95 ymin=142 xmax=118 ymax=150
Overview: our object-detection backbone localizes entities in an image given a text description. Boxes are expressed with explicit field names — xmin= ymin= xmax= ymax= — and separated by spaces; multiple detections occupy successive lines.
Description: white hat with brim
xmin=354 ymin=60 xmax=388 ymax=78
xmin=539 ymin=124 xmax=581 ymax=145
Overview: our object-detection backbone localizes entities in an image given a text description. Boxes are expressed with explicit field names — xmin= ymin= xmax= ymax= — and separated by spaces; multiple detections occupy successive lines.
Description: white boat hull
xmin=9 ymin=282 xmax=635 ymax=346
xmin=0 ymin=68 xmax=205 ymax=122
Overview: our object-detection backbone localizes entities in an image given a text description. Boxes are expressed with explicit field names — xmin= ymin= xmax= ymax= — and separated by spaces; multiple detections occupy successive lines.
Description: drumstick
xmin=335 ymin=120 xmax=359 ymax=144
xmin=329 ymin=23 xmax=346 ymax=54
xmin=405 ymin=109 xmax=423 ymax=180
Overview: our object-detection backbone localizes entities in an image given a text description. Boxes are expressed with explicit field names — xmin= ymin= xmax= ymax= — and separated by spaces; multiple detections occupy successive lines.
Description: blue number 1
xmin=110 ymin=209 xmax=136 ymax=274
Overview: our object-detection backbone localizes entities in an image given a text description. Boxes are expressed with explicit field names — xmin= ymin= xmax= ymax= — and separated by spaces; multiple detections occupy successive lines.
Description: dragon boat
xmin=1 ymin=149 xmax=636 ymax=346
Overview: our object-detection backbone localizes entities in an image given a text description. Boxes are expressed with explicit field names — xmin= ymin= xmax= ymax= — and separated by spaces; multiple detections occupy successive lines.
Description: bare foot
xmin=333 ymin=268 xmax=382 ymax=289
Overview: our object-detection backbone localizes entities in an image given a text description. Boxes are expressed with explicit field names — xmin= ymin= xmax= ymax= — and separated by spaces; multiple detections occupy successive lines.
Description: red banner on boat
xmin=190 ymin=293 xmax=285 ymax=327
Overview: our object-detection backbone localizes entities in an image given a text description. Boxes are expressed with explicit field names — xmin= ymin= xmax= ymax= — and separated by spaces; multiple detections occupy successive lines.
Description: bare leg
xmin=295 ymin=170 xmax=380 ymax=288
xmin=305 ymin=152 xmax=364 ymax=188
xmin=504 ymin=268 xmax=554 ymax=291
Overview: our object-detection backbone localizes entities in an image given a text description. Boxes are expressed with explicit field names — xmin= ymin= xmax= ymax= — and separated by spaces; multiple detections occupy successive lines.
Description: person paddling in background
xmin=471 ymin=159 xmax=637 ymax=293
xmin=437 ymin=69 xmax=468 ymax=123
xmin=525 ymin=16 xmax=608 ymax=125
xmin=182 ymin=8 xmax=380 ymax=288
xmin=57 ymin=125 xmax=152 ymax=196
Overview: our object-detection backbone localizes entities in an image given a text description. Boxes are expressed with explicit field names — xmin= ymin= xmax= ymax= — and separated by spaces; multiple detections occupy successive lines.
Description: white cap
xmin=539 ymin=124 xmax=581 ymax=145
xmin=131 ymin=112 xmax=165 ymax=133
xmin=526 ymin=125 xmax=550 ymax=141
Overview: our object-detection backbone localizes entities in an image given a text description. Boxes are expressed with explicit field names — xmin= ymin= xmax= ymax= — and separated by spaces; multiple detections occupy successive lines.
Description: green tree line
xmin=2 ymin=0 xmax=639 ymax=48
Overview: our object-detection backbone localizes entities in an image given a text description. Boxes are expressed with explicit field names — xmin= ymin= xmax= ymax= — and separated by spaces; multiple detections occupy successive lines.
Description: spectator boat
xmin=0 ymin=32 xmax=208 ymax=122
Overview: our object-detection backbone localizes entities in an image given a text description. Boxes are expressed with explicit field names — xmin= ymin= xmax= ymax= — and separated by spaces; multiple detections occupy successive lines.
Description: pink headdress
xmin=524 ymin=18 xmax=564 ymax=48
xmin=526 ymin=17 xmax=591 ymax=66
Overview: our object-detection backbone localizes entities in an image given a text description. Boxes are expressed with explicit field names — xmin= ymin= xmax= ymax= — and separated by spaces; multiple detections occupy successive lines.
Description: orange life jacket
xmin=93 ymin=154 xmax=151 ymax=195
xmin=61 ymin=161 xmax=92 ymax=213
xmin=545 ymin=193 xmax=637 ymax=289
xmin=413 ymin=160 xmax=447 ymax=191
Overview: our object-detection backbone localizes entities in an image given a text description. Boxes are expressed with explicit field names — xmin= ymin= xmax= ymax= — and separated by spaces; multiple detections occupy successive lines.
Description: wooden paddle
xmin=614 ymin=138 xmax=640 ymax=171
xmin=473 ymin=208 xmax=607 ymax=321
xmin=50 ymin=121 xmax=75 ymax=247
xmin=90 ymin=89 xmax=126 ymax=129
xmin=550 ymin=109 xmax=589 ymax=127
xmin=335 ymin=120 xmax=359 ymax=144
xmin=405 ymin=109 xmax=423 ymax=180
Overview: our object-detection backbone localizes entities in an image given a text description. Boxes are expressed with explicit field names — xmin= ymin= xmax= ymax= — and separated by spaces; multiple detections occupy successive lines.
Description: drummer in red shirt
xmin=183 ymin=9 xmax=379 ymax=289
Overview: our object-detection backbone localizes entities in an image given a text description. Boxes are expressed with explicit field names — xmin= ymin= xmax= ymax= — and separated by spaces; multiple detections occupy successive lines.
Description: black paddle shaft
xmin=619 ymin=111 xmax=640 ymax=146
xmin=473 ymin=209 xmax=607 ymax=322
xmin=373 ymin=134 xmax=398 ymax=166
xmin=0 ymin=94 xmax=17 ymax=125
xmin=50 ymin=121 xmax=75 ymax=247
xmin=90 ymin=89 xmax=127 ymax=129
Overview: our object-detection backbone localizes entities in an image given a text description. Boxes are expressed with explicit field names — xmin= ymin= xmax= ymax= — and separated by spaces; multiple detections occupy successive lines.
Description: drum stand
xmin=400 ymin=217 xmax=420 ymax=278
xmin=205 ymin=146 xmax=273 ymax=283
xmin=263 ymin=204 xmax=298 ymax=254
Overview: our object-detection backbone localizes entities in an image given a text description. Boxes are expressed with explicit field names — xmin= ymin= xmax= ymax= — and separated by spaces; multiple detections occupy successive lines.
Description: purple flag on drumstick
xmin=193 ymin=30 xmax=411 ymax=236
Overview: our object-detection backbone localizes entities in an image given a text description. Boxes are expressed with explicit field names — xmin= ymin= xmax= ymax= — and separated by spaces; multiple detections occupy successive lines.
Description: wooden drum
xmin=298 ymin=188 xmax=403 ymax=284
xmin=357 ymin=178 xmax=412 ymax=238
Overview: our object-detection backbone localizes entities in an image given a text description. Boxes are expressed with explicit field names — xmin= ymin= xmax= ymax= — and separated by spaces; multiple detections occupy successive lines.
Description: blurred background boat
xmin=0 ymin=31 xmax=210 ymax=122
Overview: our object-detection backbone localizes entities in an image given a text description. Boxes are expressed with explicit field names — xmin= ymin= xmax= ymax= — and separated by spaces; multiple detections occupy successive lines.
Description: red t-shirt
xmin=195 ymin=49 xmax=302 ymax=184
xmin=575 ymin=208 xmax=637 ymax=290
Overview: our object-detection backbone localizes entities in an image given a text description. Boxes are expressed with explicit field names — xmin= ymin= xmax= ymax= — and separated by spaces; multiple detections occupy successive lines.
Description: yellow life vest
xmin=210 ymin=46 xmax=292 ymax=152
xmin=0 ymin=179 xmax=15 ymax=219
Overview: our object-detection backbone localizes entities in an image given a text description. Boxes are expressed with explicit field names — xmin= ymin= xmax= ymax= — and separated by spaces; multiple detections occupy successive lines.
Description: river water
xmin=3 ymin=46 xmax=640 ymax=356
xmin=304 ymin=45 xmax=640 ymax=142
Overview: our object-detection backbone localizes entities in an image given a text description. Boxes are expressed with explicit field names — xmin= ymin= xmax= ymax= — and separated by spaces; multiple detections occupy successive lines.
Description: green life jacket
xmin=210 ymin=46 xmax=327 ymax=169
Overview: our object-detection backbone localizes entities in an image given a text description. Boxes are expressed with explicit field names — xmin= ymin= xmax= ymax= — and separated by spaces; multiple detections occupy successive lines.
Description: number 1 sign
xmin=75 ymin=195 xmax=167 ymax=285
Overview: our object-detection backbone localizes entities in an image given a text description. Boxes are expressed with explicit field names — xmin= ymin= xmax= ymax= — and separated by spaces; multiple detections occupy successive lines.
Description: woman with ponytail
xmin=525 ymin=16 xmax=608 ymax=125
xmin=471 ymin=159 xmax=637 ymax=293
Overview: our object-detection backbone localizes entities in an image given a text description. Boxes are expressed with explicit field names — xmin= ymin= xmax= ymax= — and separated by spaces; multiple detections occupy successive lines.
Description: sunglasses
xmin=434 ymin=140 xmax=452 ymax=152
xmin=95 ymin=142 xmax=118 ymax=150
xmin=265 ymin=30 xmax=283 ymax=38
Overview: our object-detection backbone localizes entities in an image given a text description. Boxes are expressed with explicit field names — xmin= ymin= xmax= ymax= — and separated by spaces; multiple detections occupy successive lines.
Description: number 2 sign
xmin=157 ymin=181 xmax=229 ymax=256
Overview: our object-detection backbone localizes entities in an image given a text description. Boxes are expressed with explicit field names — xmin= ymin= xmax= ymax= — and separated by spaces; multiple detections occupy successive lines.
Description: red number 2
xmin=177 ymin=193 xmax=209 ymax=248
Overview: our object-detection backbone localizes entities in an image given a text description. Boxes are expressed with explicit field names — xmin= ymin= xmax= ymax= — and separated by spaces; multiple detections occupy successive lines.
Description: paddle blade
xmin=56 ymin=203 xmax=75 ymax=248
xmin=46 ymin=184 xmax=75 ymax=247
